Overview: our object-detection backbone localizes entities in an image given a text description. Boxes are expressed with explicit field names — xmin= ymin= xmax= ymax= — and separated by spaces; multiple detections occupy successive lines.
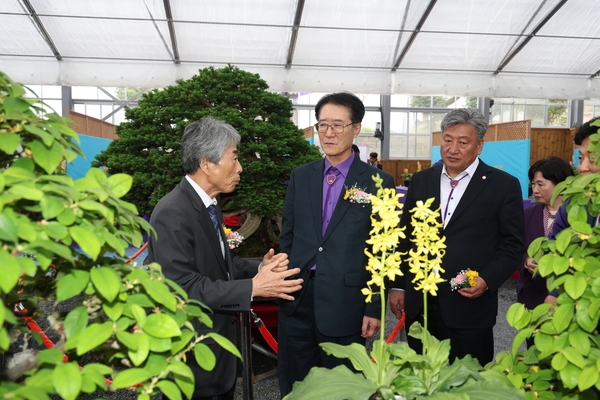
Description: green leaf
xmin=129 ymin=303 xmax=147 ymax=328
xmin=193 ymin=343 xmax=216 ymax=371
xmin=555 ymin=228 xmax=572 ymax=254
xmin=107 ymin=174 xmax=133 ymax=199
xmin=0 ymin=250 xmax=21 ymax=293
xmin=569 ymin=328 xmax=591 ymax=356
xmin=76 ymin=321 xmax=113 ymax=355
xmin=142 ymin=313 xmax=182 ymax=338
xmin=29 ymin=139 xmax=64 ymax=174
xmin=78 ymin=200 xmax=113 ymax=223
xmin=128 ymin=332 xmax=150 ymax=366
xmin=562 ymin=347 xmax=584 ymax=369
xmin=144 ymin=353 xmax=168 ymax=376
xmin=127 ymin=293 xmax=155 ymax=308
xmin=90 ymin=267 xmax=121 ymax=302
xmin=115 ymin=331 xmax=139 ymax=351
xmin=156 ymin=380 xmax=182 ymax=400
xmin=559 ymin=362 xmax=581 ymax=389
xmin=284 ymin=365 xmax=378 ymax=400
xmin=9 ymin=183 xmax=44 ymax=201
xmin=578 ymin=366 xmax=599 ymax=392
xmin=564 ymin=275 xmax=587 ymax=300
xmin=206 ymin=332 xmax=241 ymax=359
xmin=0 ymin=132 xmax=21 ymax=154
xmin=69 ymin=226 xmax=101 ymax=260
xmin=552 ymin=304 xmax=574 ymax=334
xmin=148 ymin=336 xmax=171 ymax=352
xmin=166 ymin=360 xmax=195 ymax=380
xmin=506 ymin=303 xmax=526 ymax=328
xmin=102 ymin=302 xmax=123 ymax=321
xmin=110 ymin=368 xmax=152 ymax=389
xmin=38 ymin=348 xmax=65 ymax=365
xmin=171 ymin=330 xmax=195 ymax=355
xmin=142 ymin=279 xmax=177 ymax=311
xmin=512 ymin=328 xmax=534 ymax=356
xmin=0 ymin=213 xmax=19 ymax=242
xmin=551 ymin=352 xmax=568 ymax=371
xmin=53 ymin=362 xmax=82 ymax=400
xmin=56 ymin=269 xmax=90 ymax=301
xmin=63 ymin=306 xmax=89 ymax=339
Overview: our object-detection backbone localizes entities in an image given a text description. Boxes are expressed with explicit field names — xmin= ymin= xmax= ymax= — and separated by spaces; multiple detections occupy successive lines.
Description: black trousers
xmin=277 ymin=276 xmax=365 ymax=397
xmin=405 ymin=298 xmax=494 ymax=366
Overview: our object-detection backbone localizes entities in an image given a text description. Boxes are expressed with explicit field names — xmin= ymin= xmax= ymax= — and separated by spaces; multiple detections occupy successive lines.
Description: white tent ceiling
xmin=1 ymin=0 xmax=600 ymax=99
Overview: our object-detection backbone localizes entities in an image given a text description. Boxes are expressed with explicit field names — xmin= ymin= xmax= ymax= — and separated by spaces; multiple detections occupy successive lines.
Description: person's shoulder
xmin=478 ymin=160 xmax=518 ymax=182
xmin=293 ymin=159 xmax=323 ymax=174
xmin=524 ymin=203 xmax=543 ymax=217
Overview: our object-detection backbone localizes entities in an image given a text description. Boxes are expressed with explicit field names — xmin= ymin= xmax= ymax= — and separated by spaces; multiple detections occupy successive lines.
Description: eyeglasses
xmin=314 ymin=122 xmax=356 ymax=134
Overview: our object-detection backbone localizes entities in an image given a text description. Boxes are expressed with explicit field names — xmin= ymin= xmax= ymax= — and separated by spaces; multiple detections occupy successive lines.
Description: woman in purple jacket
xmin=517 ymin=156 xmax=573 ymax=310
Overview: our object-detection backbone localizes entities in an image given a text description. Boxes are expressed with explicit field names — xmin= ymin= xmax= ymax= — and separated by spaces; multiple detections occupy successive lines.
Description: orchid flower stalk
xmin=362 ymin=174 xmax=406 ymax=386
xmin=406 ymin=198 xmax=446 ymax=332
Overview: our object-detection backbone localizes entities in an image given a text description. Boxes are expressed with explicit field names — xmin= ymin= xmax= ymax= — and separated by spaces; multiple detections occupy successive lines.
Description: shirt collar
xmin=185 ymin=175 xmax=216 ymax=208
xmin=442 ymin=157 xmax=480 ymax=180
xmin=324 ymin=151 xmax=356 ymax=178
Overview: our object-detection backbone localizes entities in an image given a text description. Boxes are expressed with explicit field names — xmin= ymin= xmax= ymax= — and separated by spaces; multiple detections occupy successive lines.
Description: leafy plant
xmin=92 ymin=65 xmax=321 ymax=219
xmin=284 ymin=177 xmax=524 ymax=399
xmin=488 ymin=122 xmax=600 ymax=399
xmin=0 ymin=71 xmax=236 ymax=399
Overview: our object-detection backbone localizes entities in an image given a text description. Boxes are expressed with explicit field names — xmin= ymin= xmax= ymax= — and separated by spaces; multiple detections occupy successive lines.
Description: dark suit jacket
xmin=516 ymin=204 xmax=548 ymax=309
xmin=146 ymin=178 xmax=259 ymax=397
xmin=394 ymin=160 xmax=525 ymax=329
xmin=279 ymin=157 xmax=395 ymax=336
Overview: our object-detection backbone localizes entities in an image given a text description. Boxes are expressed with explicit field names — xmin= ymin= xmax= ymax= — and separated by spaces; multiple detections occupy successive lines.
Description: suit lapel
xmin=323 ymin=158 xmax=364 ymax=241
xmin=180 ymin=180 xmax=228 ymax=277
xmin=446 ymin=161 xmax=491 ymax=228
xmin=310 ymin=160 xmax=325 ymax=238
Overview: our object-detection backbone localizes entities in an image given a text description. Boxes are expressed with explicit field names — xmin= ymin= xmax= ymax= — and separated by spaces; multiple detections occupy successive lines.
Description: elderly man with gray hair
xmin=388 ymin=108 xmax=525 ymax=366
xmin=146 ymin=117 xmax=302 ymax=400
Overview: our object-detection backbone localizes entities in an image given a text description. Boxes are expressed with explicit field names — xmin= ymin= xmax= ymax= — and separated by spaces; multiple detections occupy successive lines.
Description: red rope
xmin=250 ymin=309 xmax=406 ymax=356
xmin=125 ymin=242 xmax=148 ymax=264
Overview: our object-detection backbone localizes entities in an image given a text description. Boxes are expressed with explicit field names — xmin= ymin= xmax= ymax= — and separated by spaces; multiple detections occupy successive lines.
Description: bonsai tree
xmin=93 ymin=65 xmax=321 ymax=241
xmin=488 ymin=122 xmax=600 ymax=399
xmin=0 ymin=72 xmax=237 ymax=399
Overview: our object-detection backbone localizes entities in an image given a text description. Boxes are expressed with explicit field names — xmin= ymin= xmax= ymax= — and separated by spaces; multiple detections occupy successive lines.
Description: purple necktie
xmin=322 ymin=167 xmax=341 ymax=235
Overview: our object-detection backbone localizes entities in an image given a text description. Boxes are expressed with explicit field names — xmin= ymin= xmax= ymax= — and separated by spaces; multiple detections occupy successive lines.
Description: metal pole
xmin=238 ymin=312 xmax=254 ymax=400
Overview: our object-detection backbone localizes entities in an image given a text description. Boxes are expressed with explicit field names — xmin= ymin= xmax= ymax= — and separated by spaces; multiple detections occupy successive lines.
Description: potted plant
xmin=284 ymin=175 xmax=524 ymax=399
xmin=0 ymin=71 xmax=238 ymax=399
xmin=402 ymin=169 xmax=412 ymax=187
xmin=486 ymin=122 xmax=600 ymax=398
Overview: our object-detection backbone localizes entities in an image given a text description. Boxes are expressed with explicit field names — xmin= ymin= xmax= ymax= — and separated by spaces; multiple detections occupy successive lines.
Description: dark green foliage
xmin=93 ymin=65 xmax=321 ymax=217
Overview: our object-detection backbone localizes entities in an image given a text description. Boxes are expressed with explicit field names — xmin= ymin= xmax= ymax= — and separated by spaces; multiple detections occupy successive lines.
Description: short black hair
xmin=528 ymin=156 xmax=574 ymax=186
xmin=315 ymin=92 xmax=365 ymax=123
xmin=369 ymin=152 xmax=378 ymax=158
xmin=352 ymin=144 xmax=360 ymax=154
xmin=574 ymin=116 xmax=600 ymax=145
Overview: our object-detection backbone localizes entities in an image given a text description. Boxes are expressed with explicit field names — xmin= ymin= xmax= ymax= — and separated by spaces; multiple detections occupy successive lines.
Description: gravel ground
xmin=235 ymin=278 xmax=522 ymax=400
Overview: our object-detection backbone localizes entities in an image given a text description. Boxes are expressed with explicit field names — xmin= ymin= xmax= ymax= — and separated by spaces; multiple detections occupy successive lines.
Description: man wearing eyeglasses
xmin=278 ymin=92 xmax=396 ymax=396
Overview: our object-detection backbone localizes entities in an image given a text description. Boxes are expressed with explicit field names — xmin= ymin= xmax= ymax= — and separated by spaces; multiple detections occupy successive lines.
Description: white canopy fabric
xmin=1 ymin=0 xmax=599 ymax=99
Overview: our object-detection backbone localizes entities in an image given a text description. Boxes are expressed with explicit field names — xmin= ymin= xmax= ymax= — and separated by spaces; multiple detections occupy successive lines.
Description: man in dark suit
xmin=278 ymin=92 xmax=396 ymax=396
xmin=388 ymin=108 xmax=525 ymax=366
xmin=368 ymin=152 xmax=383 ymax=169
xmin=146 ymin=117 xmax=303 ymax=400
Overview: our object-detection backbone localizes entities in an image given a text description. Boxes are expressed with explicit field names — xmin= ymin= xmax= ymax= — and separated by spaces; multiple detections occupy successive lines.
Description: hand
xmin=262 ymin=248 xmax=289 ymax=273
xmin=524 ymin=257 xmax=537 ymax=274
xmin=544 ymin=295 xmax=557 ymax=307
xmin=252 ymin=259 xmax=302 ymax=301
xmin=361 ymin=316 xmax=380 ymax=338
xmin=458 ymin=276 xmax=487 ymax=299
xmin=388 ymin=289 xmax=405 ymax=320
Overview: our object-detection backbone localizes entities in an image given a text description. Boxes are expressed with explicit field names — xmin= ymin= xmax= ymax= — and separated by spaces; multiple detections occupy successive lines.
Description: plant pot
xmin=403 ymin=179 xmax=411 ymax=187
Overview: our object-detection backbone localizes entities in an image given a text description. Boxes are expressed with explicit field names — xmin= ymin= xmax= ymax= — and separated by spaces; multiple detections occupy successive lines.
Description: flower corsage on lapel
xmin=343 ymin=184 xmax=370 ymax=205
xmin=223 ymin=225 xmax=244 ymax=249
